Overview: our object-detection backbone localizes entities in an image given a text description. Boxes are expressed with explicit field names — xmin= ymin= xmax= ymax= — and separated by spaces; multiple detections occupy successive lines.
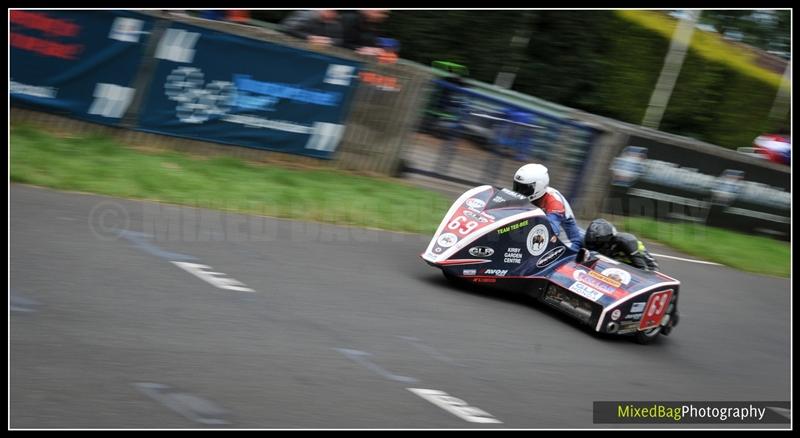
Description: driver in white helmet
xmin=513 ymin=163 xmax=585 ymax=251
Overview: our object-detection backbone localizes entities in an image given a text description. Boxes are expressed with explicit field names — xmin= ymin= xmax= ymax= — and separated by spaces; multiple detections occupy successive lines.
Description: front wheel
xmin=442 ymin=270 xmax=457 ymax=282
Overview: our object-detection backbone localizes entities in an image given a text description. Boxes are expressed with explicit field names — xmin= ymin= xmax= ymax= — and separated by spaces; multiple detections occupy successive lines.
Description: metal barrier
xmin=405 ymin=79 xmax=602 ymax=201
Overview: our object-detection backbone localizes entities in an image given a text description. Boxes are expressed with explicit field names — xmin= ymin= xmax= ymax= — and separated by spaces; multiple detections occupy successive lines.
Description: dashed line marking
xmin=133 ymin=383 xmax=230 ymax=425
xmin=172 ymin=261 xmax=255 ymax=293
xmin=407 ymin=388 xmax=502 ymax=424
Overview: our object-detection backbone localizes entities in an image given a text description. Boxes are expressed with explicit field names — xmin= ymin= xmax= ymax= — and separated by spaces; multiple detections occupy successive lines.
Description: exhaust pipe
xmin=607 ymin=322 xmax=619 ymax=333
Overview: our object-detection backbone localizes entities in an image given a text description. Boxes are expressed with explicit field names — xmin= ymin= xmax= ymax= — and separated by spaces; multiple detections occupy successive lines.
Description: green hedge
xmin=617 ymin=11 xmax=788 ymax=148
xmin=379 ymin=10 xmax=789 ymax=149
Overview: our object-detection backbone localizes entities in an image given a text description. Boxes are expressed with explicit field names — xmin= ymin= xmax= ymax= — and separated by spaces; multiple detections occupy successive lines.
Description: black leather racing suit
xmin=598 ymin=232 xmax=659 ymax=272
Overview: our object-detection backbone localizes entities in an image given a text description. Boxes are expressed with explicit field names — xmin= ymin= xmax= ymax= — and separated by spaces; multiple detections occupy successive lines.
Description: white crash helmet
xmin=513 ymin=163 xmax=549 ymax=201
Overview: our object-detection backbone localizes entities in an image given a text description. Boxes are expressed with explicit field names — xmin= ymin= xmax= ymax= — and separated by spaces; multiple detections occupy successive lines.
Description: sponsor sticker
xmin=497 ymin=220 xmax=529 ymax=235
xmin=482 ymin=269 xmax=508 ymax=276
xmin=601 ymin=268 xmax=632 ymax=286
xmin=589 ymin=270 xmax=622 ymax=288
xmin=536 ymin=246 xmax=565 ymax=268
xmin=437 ymin=233 xmax=458 ymax=248
xmin=573 ymin=270 xmax=617 ymax=294
xmin=463 ymin=269 xmax=477 ymax=276
xmin=624 ymin=313 xmax=643 ymax=320
xmin=464 ymin=210 xmax=489 ymax=223
xmin=503 ymin=247 xmax=523 ymax=264
xmin=611 ymin=309 xmax=622 ymax=321
xmin=500 ymin=188 xmax=527 ymax=200
xmin=465 ymin=198 xmax=486 ymax=210
xmin=568 ymin=282 xmax=604 ymax=302
xmin=526 ymin=224 xmax=549 ymax=256
xmin=630 ymin=302 xmax=646 ymax=313
xmin=469 ymin=246 xmax=494 ymax=257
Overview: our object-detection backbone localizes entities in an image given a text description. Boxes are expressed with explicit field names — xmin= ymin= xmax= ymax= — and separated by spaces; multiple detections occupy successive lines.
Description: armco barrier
xmin=569 ymin=111 xmax=791 ymax=240
xmin=10 ymin=10 xmax=432 ymax=174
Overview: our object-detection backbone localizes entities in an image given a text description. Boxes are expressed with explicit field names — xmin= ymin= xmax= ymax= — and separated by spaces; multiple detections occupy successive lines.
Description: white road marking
xmin=171 ymin=261 xmax=255 ymax=292
xmin=133 ymin=383 xmax=230 ymax=425
xmin=407 ymin=388 xmax=502 ymax=424
xmin=651 ymin=253 xmax=722 ymax=266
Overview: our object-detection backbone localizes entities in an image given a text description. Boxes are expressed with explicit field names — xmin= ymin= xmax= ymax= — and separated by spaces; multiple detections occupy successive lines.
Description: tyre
xmin=634 ymin=326 xmax=662 ymax=344
xmin=442 ymin=270 xmax=458 ymax=282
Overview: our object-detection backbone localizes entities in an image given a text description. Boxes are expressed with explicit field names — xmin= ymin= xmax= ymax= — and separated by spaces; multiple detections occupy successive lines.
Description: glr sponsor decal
xmin=568 ymin=281 xmax=604 ymax=302
xmin=536 ymin=246 xmax=566 ymax=268
xmin=437 ymin=232 xmax=458 ymax=248
xmin=526 ymin=224 xmax=549 ymax=256
xmin=463 ymin=269 xmax=477 ymax=276
xmin=469 ymin=246 xmax=494 ymax=257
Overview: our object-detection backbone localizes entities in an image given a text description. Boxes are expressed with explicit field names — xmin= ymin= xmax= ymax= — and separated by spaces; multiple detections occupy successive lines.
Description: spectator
xmin=340 ymin=10 xmax=390 ymax=55
xmin=280 ymin=10 xmax=343 ymax=47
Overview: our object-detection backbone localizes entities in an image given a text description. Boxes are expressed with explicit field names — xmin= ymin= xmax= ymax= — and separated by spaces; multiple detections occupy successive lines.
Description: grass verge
xmin=10 ymin=123 xmax=789 ymax=277
xmin=619 ymin=216 xmax=790 ymax=277
xmin=10 ymin=124 xmax=451 ymax=235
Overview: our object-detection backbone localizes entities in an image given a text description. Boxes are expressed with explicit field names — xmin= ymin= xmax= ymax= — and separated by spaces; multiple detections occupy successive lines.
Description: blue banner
xmin=10 ymin=10 xmax=155 ymax=125
xmin=136 ymin=22 xmax=362 ymax=159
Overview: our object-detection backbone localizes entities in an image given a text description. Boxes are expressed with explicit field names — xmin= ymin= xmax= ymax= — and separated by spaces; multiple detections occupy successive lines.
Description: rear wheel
xmin=634 ymin=326 xmax=662 ymax=344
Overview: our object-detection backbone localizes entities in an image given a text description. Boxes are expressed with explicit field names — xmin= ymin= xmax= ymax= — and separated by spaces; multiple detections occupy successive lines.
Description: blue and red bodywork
xmin=421 ymin=185 xmax=680 ymax=337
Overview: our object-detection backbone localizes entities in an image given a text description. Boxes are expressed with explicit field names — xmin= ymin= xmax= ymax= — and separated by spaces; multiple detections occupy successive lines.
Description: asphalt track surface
xmin=10 ymin=185 xmax=791 ymax=429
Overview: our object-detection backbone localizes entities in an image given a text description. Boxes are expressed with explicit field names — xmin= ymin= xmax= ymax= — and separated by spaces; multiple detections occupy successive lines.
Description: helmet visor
xmin=513 ymin=181 xmax=535 ymax=197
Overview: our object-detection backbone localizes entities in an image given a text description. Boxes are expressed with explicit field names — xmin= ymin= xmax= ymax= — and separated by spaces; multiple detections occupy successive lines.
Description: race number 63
xmin=639 ymin=289 xmax=673 ymax=330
